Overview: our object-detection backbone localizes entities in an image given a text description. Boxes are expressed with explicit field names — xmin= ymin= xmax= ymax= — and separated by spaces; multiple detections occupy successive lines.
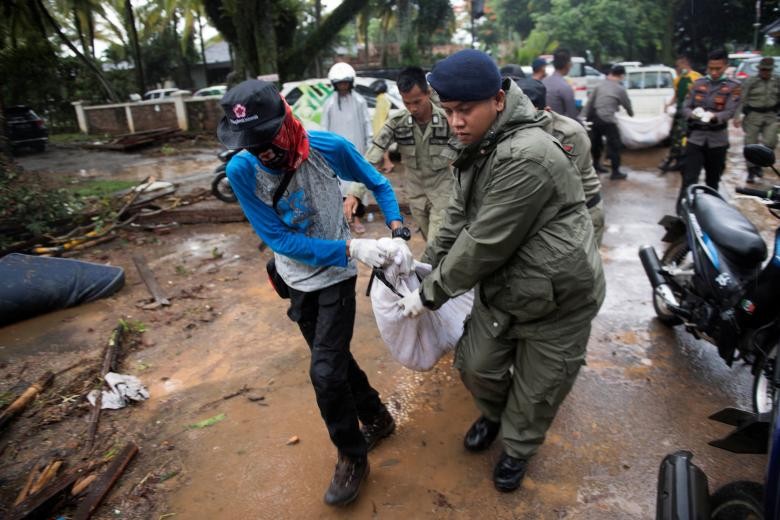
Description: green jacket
xmin=420 ymin=80 xmax=605 ymax=337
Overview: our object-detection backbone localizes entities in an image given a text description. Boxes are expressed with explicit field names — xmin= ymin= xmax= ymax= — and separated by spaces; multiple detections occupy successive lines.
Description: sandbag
xmin=0 ymin=253 xmax=125 ymax=327
xmin=616 ymin=112 xmax=673 ymax=149
xmin=370 ymin=261 xmax=472 ymax=371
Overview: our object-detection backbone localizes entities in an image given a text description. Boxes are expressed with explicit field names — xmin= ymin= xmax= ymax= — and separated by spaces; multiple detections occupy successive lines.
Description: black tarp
xmin=0 ymin=254 xmax=125 ymax=327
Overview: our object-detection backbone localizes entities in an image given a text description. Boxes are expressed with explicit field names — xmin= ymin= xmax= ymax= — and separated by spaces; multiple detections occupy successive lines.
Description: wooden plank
xmin=86 ymin=325 xmax=124 ymax=450
xmin=9 ymin=466 xmax=86 ymax=520
xmin=132 ymin=254 xmax=170 ymax=306
xmin=72 ymin=442 xmax=139 ymax=520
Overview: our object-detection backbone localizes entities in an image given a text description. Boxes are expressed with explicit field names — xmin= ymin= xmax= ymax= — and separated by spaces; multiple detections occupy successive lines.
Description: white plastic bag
xmin=370 ymin=260 xmax=473 ymax=371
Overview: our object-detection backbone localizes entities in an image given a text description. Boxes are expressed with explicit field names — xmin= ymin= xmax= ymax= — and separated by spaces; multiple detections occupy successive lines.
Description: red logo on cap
xmin=233 ymin=104 xmax=247 ymax=118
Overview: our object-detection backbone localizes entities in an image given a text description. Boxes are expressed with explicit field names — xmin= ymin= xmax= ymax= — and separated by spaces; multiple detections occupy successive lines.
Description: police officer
xmin=515 ymin=77 xmax=605 ymax=246
xmin=737 ymin=56 xmax=780 ymax=183
xmin=679 ymin=49 xmax=741 ymax=204
xmin=395 ymin=50 xmax=605 ymax=492
xmin=345 ymin=66 xmax=455 ymax=244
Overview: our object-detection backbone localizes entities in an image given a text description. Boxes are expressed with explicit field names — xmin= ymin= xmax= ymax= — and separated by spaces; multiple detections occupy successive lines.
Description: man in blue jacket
xmin=217 ymin=80 xmax=405 ymax=506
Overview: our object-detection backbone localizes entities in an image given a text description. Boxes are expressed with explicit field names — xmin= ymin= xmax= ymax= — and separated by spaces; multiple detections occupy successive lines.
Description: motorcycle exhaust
xmin=639 ymin=245 xmax=683 ymax=311
xmin=639 ymin=245 xmax=667 ymax=289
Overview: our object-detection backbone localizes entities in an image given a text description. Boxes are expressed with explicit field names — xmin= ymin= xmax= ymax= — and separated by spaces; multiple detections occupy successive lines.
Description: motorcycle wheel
xmin=652 ymin=240 xmax=689 ymax=326
xmin=753 ymin=344 xmax=777 ymax=415
xmin=710 ymin=481 xmax=764 ymax=520
xmin=211 ymin=171 xmax=237 ymax=203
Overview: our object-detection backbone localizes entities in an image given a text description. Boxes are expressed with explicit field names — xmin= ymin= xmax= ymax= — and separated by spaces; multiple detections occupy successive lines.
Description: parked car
xmin=735 ymin=56 xmax=780 ymax=80
xmin=728 ymin=51 xmax=762 ymax=79
xmin=142 ymin=88 xmax=191 ymax=101
xmin=623 ymin=64 xmax=676 ymax=117
xmin=4 ymin=105 xmax=48 ymax=153
xmin=279 ymin=77 xmax=404 ymax=130
xmin=193 ymin=85 xmax=227 ymax=97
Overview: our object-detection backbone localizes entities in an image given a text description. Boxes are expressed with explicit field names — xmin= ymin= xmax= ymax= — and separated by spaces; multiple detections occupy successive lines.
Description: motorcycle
xmin=655 ymin=346 xmax=780 ymax=519
xmin=211 ymin=148 xmax=238 ymax=203
xmin=639 ymin=144 xmax=780 ymax=414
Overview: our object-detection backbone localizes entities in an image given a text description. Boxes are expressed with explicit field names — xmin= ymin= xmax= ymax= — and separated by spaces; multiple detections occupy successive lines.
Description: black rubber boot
xmin=747 ymin=166 xmax=761 ymax=184
xmin=493 ymin=452 xmax=528 ymax=492
xmin=361 ymin=409 xmax=395 ymax=452
xmin=463 ymin=416 xmax=500 ymax=452
xmin=324 ymin=453 xmax=369 ymax=506
xmin=610 ymin=170 xmax=628 ymax=180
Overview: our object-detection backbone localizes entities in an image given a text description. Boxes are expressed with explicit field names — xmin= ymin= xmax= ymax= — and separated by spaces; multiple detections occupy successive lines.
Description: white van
xmin=623 ymin=65 xmax=676 ymax=117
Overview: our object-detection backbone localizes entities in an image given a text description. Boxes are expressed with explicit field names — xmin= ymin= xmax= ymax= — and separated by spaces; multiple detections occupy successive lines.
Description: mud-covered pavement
xmin=1 ymin=138 xmax=773 ymax=519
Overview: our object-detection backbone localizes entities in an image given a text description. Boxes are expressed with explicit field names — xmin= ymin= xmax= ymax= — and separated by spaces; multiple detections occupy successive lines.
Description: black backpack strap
xmin=272 ymin=169 xmax=296 ymax=210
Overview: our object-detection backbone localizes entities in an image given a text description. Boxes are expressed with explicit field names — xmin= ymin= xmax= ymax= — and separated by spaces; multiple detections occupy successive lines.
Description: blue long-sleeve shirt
xmin=226 ymin=130 xmax=402 ymax=291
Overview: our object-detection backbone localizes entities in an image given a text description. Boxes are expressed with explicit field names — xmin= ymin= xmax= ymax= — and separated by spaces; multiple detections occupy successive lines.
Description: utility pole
xmin=754 ymin=0 xmax=762 ymax=50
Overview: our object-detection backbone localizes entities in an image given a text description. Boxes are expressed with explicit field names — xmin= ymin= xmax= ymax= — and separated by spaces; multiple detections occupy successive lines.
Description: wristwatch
xmin=392 ymin=226 xmax=412 ymax=241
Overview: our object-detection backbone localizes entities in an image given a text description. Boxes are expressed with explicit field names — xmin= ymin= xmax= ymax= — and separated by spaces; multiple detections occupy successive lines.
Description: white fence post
xmin=172 ymin=93 xmax=189 ymax=131
xmin=125 ymin=104 xmax=135 ymax=134
xmin=71 ymin=101 xmax=89 ymax=134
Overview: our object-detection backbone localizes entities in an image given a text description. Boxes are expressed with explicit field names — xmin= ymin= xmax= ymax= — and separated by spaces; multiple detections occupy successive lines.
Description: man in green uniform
xmin=736 ymin=56 xmax=780 ymax=183
xmin=514 ymin=77 xmax=605 ymax=246
xmin=344 ymin=67 xmax=455 ymax=243
xmin=396 ymin=50 xmax=606 ymax=492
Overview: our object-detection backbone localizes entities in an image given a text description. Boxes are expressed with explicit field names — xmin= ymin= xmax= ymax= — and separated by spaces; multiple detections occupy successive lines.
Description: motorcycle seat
xmin=693 ymin=192 xmax=767 ymax=267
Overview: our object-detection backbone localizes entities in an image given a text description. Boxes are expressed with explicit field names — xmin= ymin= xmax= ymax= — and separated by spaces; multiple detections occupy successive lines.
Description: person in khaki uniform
xmin=344 ymin=67 xmax=455 ymax=243
xmin=736 ymin=56 xmax=780 ymax=183
xmin=514 ymin=77 xmax=605 ymax=246
xmin=394 ymin=50 xmax=606 ymax=492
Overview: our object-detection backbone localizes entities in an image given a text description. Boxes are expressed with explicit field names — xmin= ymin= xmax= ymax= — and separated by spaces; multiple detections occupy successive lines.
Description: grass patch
xmin=67 ymin=179 xmax=138 ymax=199
xmin=49 ymin=132 xmax=110 ymax=144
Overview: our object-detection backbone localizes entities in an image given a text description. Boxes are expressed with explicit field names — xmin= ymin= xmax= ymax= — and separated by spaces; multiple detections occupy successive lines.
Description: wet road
xmin=156 ymin=147 xmax=766 ymax=518
xmin=4 ymin=142 xmax=771 ymax=518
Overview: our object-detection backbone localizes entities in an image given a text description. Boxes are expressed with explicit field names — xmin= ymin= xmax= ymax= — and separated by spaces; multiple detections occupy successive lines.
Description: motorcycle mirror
xmin=743 ymin=144 xmax=775 ymax=167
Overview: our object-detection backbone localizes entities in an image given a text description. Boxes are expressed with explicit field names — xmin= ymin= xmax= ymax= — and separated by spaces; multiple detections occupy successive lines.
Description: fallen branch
xmin=132 ymin=254 xmax=171 ymax=306
xmin=0 ymin=372 xmax=54 ymax=430
xmin=86 ymin=325 xmax=124 ymax=451
xmin=9 ymin=465 xmax=87 ymax=520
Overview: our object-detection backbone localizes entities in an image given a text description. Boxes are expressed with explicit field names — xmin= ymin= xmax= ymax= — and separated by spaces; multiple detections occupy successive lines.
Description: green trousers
xmin=454 ymin=298 xmax=590 ymax=459
xmin=744 ymin=111 xmax=778 ymax=154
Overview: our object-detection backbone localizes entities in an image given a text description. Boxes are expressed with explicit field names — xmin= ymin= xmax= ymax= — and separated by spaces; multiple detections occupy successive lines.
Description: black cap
xmin=217 ymin=80 xmax=286 ymax=149
xmin=610 ymin=65 xmax=626 ymax=76
xmin=500 ymin=64 xmax=525 ymax=79
xmin=428 ymin=49 xmax=502 ymax=102
xmin=513 ymin=78 xmax=547 ymax=110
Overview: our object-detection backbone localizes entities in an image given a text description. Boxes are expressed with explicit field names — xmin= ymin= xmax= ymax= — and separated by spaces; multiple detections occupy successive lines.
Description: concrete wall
xmin=74 ymin=96 xmax=224 ymax=136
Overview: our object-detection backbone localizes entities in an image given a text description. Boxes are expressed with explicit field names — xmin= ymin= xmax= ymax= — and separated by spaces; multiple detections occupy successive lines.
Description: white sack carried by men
xmin=616 ymin=111 xmax=673 ymax=149
xmin=370 ymin=249 xmax=473 ymax=371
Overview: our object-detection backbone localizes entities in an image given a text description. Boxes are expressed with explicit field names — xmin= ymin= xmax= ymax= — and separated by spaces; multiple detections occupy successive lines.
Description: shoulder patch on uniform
xmin=562 ymin=144 xmax=574 ymax=153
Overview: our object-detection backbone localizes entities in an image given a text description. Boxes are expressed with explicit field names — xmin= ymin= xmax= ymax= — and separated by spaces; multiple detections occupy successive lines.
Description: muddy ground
xmin=0 ymin=131 xmax=776 ymax=519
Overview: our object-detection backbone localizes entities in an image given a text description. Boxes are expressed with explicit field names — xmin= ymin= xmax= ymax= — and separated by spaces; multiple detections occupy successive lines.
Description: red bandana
xmin=270 ymin=97 xmax=310 ymax=171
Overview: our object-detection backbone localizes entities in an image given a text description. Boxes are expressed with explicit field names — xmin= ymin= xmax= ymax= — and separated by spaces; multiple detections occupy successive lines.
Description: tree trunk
xmin=124 ymin=0 xmax=146 ymax=94
xmin=197 ymin=8 xmax=208 ymax=83
xmin=280 ymin=0 xmax=371 ymax=80
xmin=34 ymin=0 xmax=119 ymax=102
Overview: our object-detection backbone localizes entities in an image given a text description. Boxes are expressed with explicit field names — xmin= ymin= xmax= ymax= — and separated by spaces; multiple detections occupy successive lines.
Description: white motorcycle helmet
xmin=328 ymin=62 xmax=356 ymax=87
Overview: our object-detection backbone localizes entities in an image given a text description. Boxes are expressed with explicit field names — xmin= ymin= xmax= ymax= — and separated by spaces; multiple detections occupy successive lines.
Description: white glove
xmin=377 ymin=237 xmax=414 ymax=274
xmin=700 ymin=111 xmax=714 ymax=123
xmin=692 ymin=107 xmax=705 ymax=120
xmin=397 ymin=288 xmax=427 ymax=318
xmin=349 ymin=239 xmax=388 ymax=268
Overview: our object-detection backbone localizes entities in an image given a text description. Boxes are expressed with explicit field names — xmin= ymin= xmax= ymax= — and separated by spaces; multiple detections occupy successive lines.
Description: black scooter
xmin=639 ymin=144 xmax=780 ymax=414
xmin=211 ymin=148 xmax=238 ymax=203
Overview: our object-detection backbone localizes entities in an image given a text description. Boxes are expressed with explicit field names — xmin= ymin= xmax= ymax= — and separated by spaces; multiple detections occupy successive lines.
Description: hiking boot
xmin=361 ymin=409 xmax=395 ymax=451
xmin=493 ymin=452 xmax=528 ymax=492
xmin=748 ymin=166 xmax=761 ymax=184
xmin=463 ymin=416 xmax=500 ymax=452
xmin=610 ymin=170 xmax=628 ymax=180
xmin=324 ymin=453 xmax=369 ymax=506
xmin=594 ymin=163 xmax=608 ymax=174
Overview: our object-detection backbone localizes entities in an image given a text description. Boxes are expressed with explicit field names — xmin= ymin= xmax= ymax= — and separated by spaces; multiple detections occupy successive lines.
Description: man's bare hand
xmin=343 ymin=195 xmax=361 ymax=221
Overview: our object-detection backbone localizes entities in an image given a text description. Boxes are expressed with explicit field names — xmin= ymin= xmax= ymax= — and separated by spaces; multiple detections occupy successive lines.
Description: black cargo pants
xmin=287 ymin=275 xmax=385 ymax=458
xmin=590 ymin=115 xmax=623 ymax=173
